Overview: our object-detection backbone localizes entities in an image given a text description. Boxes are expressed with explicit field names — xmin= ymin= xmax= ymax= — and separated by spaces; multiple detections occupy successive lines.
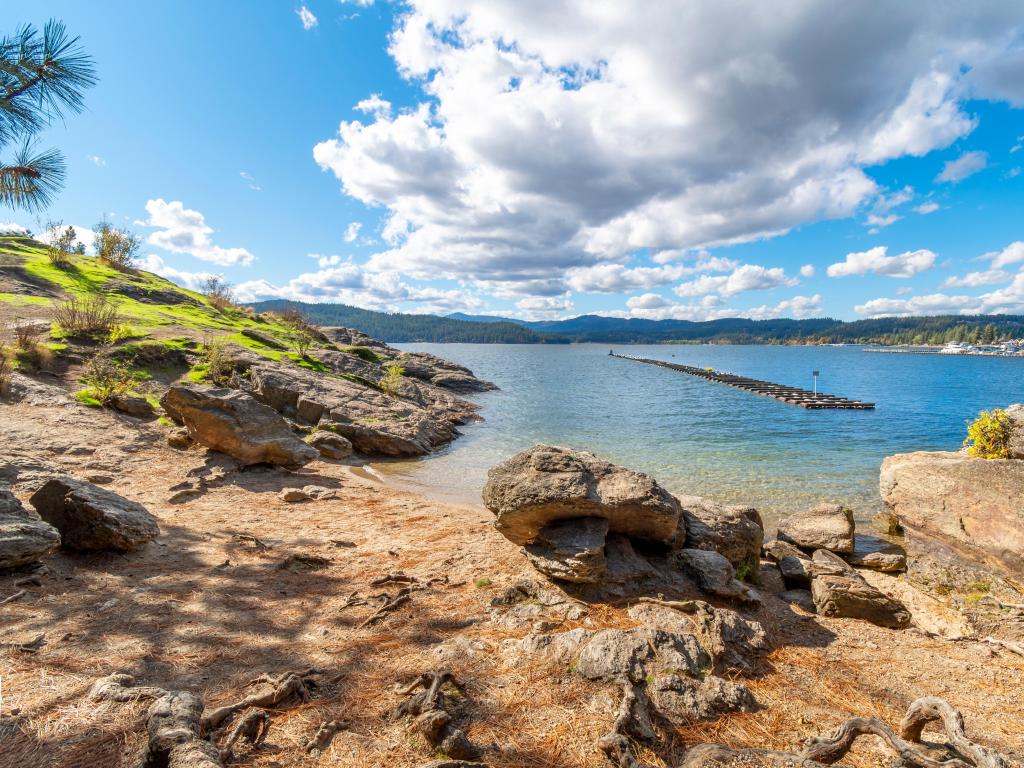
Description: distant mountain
xmin=256 ymin=300 xmax=1024 ymax=346
xmin=251 ymin=300 xmax=567 ymax=343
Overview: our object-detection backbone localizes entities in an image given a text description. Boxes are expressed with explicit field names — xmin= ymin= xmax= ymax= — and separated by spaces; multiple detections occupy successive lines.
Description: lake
xmin=372 ymin=344 xmax=1024 ymax=527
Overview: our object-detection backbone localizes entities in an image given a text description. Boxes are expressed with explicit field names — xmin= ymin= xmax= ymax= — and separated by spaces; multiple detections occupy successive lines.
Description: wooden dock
xmin=610 ymin=353 xmax=875 ymax=410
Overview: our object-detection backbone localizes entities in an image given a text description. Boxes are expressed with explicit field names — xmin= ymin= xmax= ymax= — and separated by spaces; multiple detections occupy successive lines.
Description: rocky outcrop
xmin=1006 ymin=403 xmax=1024 ymax=459
xmin=110 ymin=394 xmax=154 ymax=417
xmin=777 ymin=503 xmax=855 ymax=553
xmin=396 ymin=351 xmax=498 ymax=393
xmin=483 ymin=445 xmax=681 ymax=546
xmin=880 ymin=450 xmax=1024 ymax=575
xmin=161 ymin=386 xmax=318 ymax=467
xmin=673 ymin=548 xmax=758 ymax=604
xmin=677 ymin=495 xmax=763 ymax=572
xmin=764 ymin=539 xmax=812 ymax=588
xmin=523 ymin=517 xmax=609 ymax=583
xmin=29 ymin=478 xmax=159 ymax=552
xmin=246 ymin=363 xmax=478 ymax=457
xmin=0 ymin=488 xmax=60 ymax=568
xmin=809 ymin=550 xmax=910 ymax=628
xmin=845 ymin=549 xmax=906 ymax=573
xmin=308 ymin=431 xmax=353 ymax=460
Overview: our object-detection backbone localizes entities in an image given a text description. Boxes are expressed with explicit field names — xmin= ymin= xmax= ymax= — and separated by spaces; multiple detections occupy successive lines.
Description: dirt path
xmin=1 ymin=393 xmax=1022 ymax=768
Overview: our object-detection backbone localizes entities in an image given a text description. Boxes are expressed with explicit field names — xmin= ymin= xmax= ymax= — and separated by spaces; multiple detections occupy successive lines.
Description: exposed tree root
xmin=357 ymin=587 xmax=414 ymax=628
xmin=371 ymin=571 xmax=419 ymax=586
xmin=0 ymin=632 xmax=45 ymax=652
xmin=394 ymin=670 xmax=478 ymax=761
xmin=598 ymin=680 xmax=657 ymax=768
xmin=900 ymin=697 xmax=1007 ymax=768
xmin=233 ymin=533 xmax=269 ymax=551
xmin=0 ymin=588 xmax=26 ymax=604
xmin=305 ymin=719 xmax=349 ymax=756
xmin=90 ymin=669 xmax=325 ymax=767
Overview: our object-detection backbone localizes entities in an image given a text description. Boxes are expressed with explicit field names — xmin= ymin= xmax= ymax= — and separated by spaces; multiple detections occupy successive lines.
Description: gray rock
xmin=29 ymin=478 xmax=159 ymax=551
xmin=1007 ymin=403 xmax=1024 ymax=459
xmin=161 ymin=386 xmax=318 ymax=467
xmin=778 ymin=589 xmax=816 ymax=612
xmin=844 ymin=549 xmax=907 ymax=573
xmin=777 ymin=503 xmax=855 ymax=553
xmin=279 ymin=485 xmax=335 ymax=503
xmin=483 ymin=445 xmax=682 ymax=546
xmin=880 ymin=450 xmax=1024 ymax=574
xmin=809 ymin=549 xmax=910 ymax=628
xmin=524 ymin=517 xmax=609 ymax=583
xmin=650 ymin=674 xmax=757 ymax=722
xmin=575 ymin=628 xmax=708 ymax=683
xmin=674 ymin=548 xmax=759 ymax=604
xmin=678 ymin=495 xmax=764 ymax=571
xmin=764 ymin=538 xmax=812 ymax=587
xmin=309 ymin=431 xmax=353 ymax=460
xmin=604 ymin=534 xmax=657 ymax=582
xmin=240 ymin=328 xmax=288 ymax=350
xmin=0 ymin=488 xmax=60 ymax=568
xmin=396 ymin=351 xmax=498 ymax=393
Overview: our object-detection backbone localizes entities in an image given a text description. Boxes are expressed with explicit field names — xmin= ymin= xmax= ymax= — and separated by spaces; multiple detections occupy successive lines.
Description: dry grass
xmin=1 ymin=396 xmax=1023 ymax=768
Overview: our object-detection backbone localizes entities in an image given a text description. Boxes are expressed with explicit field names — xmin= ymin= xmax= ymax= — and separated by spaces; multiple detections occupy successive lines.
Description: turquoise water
xmin=375 ymin=344 xmax=1024 ymax=526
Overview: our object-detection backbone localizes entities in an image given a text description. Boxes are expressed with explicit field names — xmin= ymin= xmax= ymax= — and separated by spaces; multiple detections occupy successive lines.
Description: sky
xmin=2 ymin=1 xmax=1023 ymax=322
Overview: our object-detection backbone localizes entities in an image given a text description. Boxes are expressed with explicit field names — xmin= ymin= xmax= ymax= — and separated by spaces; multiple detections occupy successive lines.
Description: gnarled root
xmin=900 ymin=697 xmax=1007 ymax=768
xmin=305 ymin=719 xmax=349 ymax=756
xmin=395 ymin=671 xmax=478 ymax=761
xmin=202 ymin=668 xmax=321 ymax=730
xmin=219 ymin=709 xmax=271 ymax=763
xmin=598 ymin=680 xmax=657 ymax=768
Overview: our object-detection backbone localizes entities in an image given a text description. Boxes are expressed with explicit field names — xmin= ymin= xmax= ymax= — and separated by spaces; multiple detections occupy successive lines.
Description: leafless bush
xmin=201 ymin=275 xmax=236 ymax=312
xmin=44 ymin=220 xmax=76 ymax=266
xmin=81 ymin=352 xmax=134 ymax=404
xmin=0 ymin=348 xmax=11 ymax=394
xmin=9 ymin=320 xmax=51 ymax=371
xmin=274 ymin=308 xmax=319 ymax=358
xmin=94 ymin=220 xmax=140 ymax=270
xmin=53 ymin=294 xmax=122 ymax=337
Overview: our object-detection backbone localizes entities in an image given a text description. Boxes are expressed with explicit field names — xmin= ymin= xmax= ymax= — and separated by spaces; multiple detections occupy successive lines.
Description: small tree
xmin=200 ymin=275 xmax=235 ymax=311
xmin=94 ymin=220 xmax=140 ymax=270
xmin=964 ymin=409 xmax=1013 ymax=459
xmin=43 ymin=219 xmax=75 ymax=266
xmin=276 ymin=308 xmax=318 ymax=358
xmin=381 ymin=362 xmax=404 ymax=396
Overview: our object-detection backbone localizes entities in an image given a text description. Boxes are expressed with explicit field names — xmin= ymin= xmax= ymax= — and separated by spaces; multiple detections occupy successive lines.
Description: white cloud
xmin=854 ymin=293 xmax=977 ymax=317
xmin=239 ymin=171 xmax=261 ymax=191
xmin=354 ymin=94 xmax=392 ymax=118
xmin=827 ymin=246 xmax=935 ymax=278
xmin=313 ymin=2 xmax=1022 ymax=300
xmin=866 ymin=213 xmax=901 ymax=228
xmin=1007 ymin=167 xmax=1022 ymax=179
xmin=297 ymin=5 xmax=318 ymax=30
xmin=37 ymin=223 xmax=97 ymax=254
xmin=344 ymin=222 xmax=362 ymax=242
xmin=138 ymin=254 xmax=219 ymax=292
xmin=984 ymin=241 xmax=1024 ymax=270
xmin=799 ymin=264 xmax=816 ymax=278
xmin=935 ymin=150 xmax=988 ymax=183
xmin=914 ymin=201 xmax=939 ymax=214
xmin=85 ymin=154 xmax=105 ymax=167
xmin=747 ymin=294 xmax=823 ymax=320
xmin=942 ymin=269 xmax=1011 ymax=288
xmin=142 ymin=199 xmax=255 ymax=267
xmin=673 ymin=264 xmax=797 ymax=298
xmin=626 ymin=292 xmax=672 ymax=311
xmin=0 ymin=222 xmax=30 ymax=236
xmin=515 ymin=295 xmax=574 ymax=320
xmin=566 ymin=256 xmax=735 ymax=294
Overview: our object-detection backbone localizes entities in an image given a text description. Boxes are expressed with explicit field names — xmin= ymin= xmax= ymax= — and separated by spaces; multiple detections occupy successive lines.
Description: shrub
xmin=274 ymin=309 xmax=319 ymax=358
xmin=201 ymin=275 xmax=236 ymax=312
xmin=381 ymin=362 xmax=405 ymax=396
xmin=53 ymin=294 xmax=121 ymax=338
xmin=80 ymin=352 xmax=135 ymax=405
xmin=106 ymin=324 xmax=139 ymax=344
xmin=342 ymin=346 xmax=382 ymax=363
xmin=44 ymin=221 xmax=76 ymax=267
xmin=964 ymin=408 xmax=1013 ymax=459
xmin=94 ymin=220 xmax=140 ymax=270
xmin=0 ymin=347 xmax=11 ymax=394
xmin=200 ymin=338 xmax=233 ymax=386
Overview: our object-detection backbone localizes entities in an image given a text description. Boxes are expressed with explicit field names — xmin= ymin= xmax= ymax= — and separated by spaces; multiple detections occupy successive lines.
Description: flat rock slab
xmin=30 ymin=478 xmax=159 ymax=552
xmin=483 ymin=444 xmax=681 ymax=546
xmin=161 ymin=386 xmax=318 ymax=467
xmin=809 ymin=550 xmax=910 ymax=628
xmin=0 ymin=489 xmax=60 ymax=568
xmin=777 ymin=503 xmax=855 ymax=553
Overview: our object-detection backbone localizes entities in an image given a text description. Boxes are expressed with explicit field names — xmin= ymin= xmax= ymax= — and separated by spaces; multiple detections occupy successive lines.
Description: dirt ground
xmin=1 ymin=387 xmax=1023 ymax=768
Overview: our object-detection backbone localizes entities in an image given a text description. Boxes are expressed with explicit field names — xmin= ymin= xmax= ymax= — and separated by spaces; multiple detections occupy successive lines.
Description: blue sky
xmin=3 ymin=1 xmax=1023 ymax=321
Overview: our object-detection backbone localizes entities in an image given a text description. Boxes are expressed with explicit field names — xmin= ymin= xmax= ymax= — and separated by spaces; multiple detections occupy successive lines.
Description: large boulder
xmin=308 ymin=431 xmax=353 ymax=460
xmin=483 ymin=445 xmax=682 ymax=546
xmin=677 ymin=495 xmax=763 ymax=573
xmin=674 ymin=548 xmax=758 ymax=604
xmin=396 ymin=351 xmax=498 ymax=393
xmin=777 ymin=503 xmax=855 ymax=553
xmin=880 ymin=451 xmax=1024 ymax=574
xmin=763 ymin=539 xmax=812 ymax=588
xmin=809 ymin=550 xmax=910 ymax=628
xmin=0 ymin=488 xmax=60 ymax=568
xmin=523 ymin=517 xmax=609 ymax=583
xmin=161 ymin=386 xmax=318 ymax=467
xmin=29 ymin=478 xmax=159 ymax=552
xmin=1006 ymin=403 xmax=1024 ymax=459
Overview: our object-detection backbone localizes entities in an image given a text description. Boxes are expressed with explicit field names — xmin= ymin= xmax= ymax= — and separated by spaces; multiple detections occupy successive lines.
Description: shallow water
xmin=372 ymin=344 xmax=1024 ymax=528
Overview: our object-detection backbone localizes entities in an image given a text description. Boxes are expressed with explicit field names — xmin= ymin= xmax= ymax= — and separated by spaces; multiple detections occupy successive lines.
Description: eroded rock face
xmin=1006 ymin=403 xmax=1024 ymax=459
xmin=161 ymin=386 xmax=318 ymax=467
xmin=809 ymin=550 xmax=910 ymax=628
xmin=483 ymin=445 xmax=682 ymax=546
xmin=0 ymin=488 xmax=60 ymax=568
xmin=881 ymin=450 xmax=1024 ymax=574
xmin=524 ymin=517 xmax=609 ymax=583
xmin=650 ymin=674 xmax=756 ymax=722
xmin=845 ymin=550 xmax=906 ymax=573
xmin=674 ymin=548 xmax=758 ymax=604
xmin=764 ymin=539 xmax=812 ymax=588
xmin=678 ymin=495 xmax=764 ymax=571
xmin=29 ymin=478 xmax=159 ymax=552
xmin=396 ymin=351 xmax=498 ymax=393
xmin=777 ymin=503 xmax=855 ymax=553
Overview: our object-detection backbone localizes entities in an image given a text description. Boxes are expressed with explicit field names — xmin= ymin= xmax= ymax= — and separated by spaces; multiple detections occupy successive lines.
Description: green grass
xmin=74 ymin=389 xmax=103 ymax=407
xmin=341 ymin=346 xmax=382 ymax=363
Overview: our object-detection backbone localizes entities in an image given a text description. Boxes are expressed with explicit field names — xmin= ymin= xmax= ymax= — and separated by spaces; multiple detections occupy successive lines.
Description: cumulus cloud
xmin=856 ymin=267 xmax=1024 ymax=316
xmin=674 ymin=264 xmax=798 ymax=298
xmin=0 ymin=221 xmax=30 ymax=235
xmin=935 ymin=150 xmax=988 ymax=183
xmin=86 ymin=154 xmax=105 ymax=167
xmin=344 ymin=222 xmax=362 ymax=242
xmin=986 ymin=240 xmax=1024 ymax=269
xmin=827 ymin=246 xmax=935 ymax=278
xmin=138 ymin=254 xmax=219 ymax=292
xmin=626 ymin=292 xmax=672 ymax=311
xmin=800 ymin=264 xmax=816 ymax=278
xmin=747 ymin=294 xmax=823 ymax=320
xmin=142 ymin=199 xmax=255 ymax=267
xmin=914 ymin=201 xmax=939 ymax=214
xmin=313 ymin=2 xmax=1022 ymax=300
xmin=297 ymin=5 xmax=318 ymax=30
xmin=942 ymin=269 xmax=1011 ymax=288
xmin=354 ymin=94 xmax=392 ymax=117
xmin=37 ymin=223 xmax=97 ymax=254
xmin=565 ymin=256 xmax=736 ymax=294
xmin=515 ymin=295 xmax=575 ymax=320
